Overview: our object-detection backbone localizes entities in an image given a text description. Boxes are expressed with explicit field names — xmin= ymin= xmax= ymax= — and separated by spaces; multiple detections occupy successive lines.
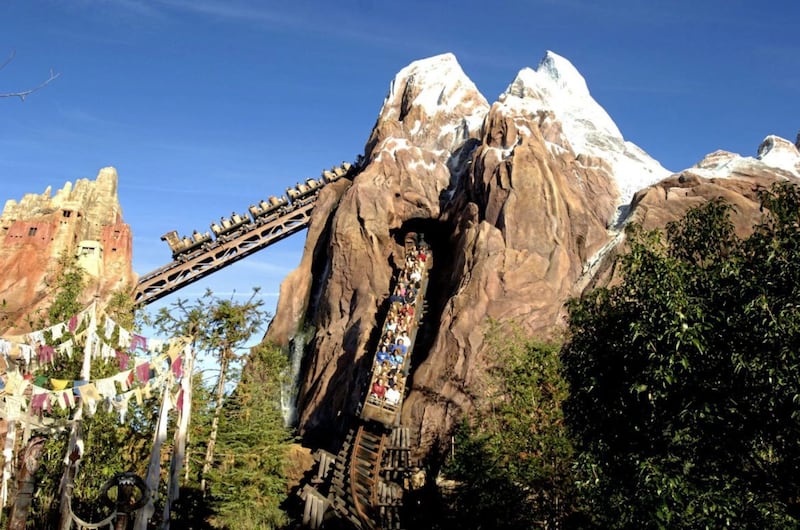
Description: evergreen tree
xmin=151 ymin=288 xmax=294 ymax=529
xmin=152 ymin=288 xmax=269 ymax=496
xmin=207 ymin=341 xmax=293 ymax=530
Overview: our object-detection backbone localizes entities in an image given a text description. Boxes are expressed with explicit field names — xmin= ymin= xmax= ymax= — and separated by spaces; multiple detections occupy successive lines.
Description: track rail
xmin=134 ymin=198 xmax=316 ymax=305
xmin=350 ymin=426 xmax=385 ymax=529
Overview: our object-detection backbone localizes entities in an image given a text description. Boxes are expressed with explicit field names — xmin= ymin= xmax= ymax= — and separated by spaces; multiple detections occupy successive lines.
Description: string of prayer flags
xmin=1 ymin=301 xmax=176 ymax=374
xmin=1 ymin=301 xmax=191 ymax=424
xmin=2 ymin=303 xmax=196 ymax=528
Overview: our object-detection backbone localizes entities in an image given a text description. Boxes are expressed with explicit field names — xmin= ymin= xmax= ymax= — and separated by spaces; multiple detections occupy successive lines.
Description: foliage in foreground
xmin=441 ymin=321 xmax=584 ymax=529
xmin=207 ymin=341 xmax=293 ymax=530
xmin=153 ymin=291 xmax=293 ymax=529
xmin=13 ymin=276 xmax=293 ymax=529
xmin=22 ymin=260 xmax=155 ymax=529
xmin=563 ymin=182 xmax=800 ymax=528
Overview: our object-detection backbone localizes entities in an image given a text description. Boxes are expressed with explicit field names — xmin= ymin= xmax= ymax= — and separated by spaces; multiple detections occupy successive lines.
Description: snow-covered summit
xmin=506 ymin=50 xmax=621 ymax=140
xmin=536 ymin=50 xmax=592 ymax=97
xmin=374 ymin=53 xmax=489 ymax=154
xmin=383 ymin=53 xmax=487 ymax=121
xmin=757 ymin=135 xmax=800 ymax=176
xmin=688 ymin=135 xmax=800 ymax=180
xmin=500 ymin=50 xmax=671 ymax=212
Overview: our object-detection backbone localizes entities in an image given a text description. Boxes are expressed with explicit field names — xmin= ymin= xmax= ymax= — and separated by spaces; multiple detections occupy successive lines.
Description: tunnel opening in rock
xmin=386 ymin=216 xmax=457 ymax=387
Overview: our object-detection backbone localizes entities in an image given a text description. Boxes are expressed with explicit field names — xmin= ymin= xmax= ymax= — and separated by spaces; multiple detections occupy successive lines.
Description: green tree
xmin=17 ymin=265 xmax=157 ymax=529
xmin=207 ymin=341 xmax=293 ymax=529
xmin=152 ymin=289 xmax=269 ymax=496
xmin=441 ymin=321 xmax=583 ymax=529
xmin=150 ymin=288 xmax=297 ymax=530
xmin=563 ymin=183 xmax=800 ymax=529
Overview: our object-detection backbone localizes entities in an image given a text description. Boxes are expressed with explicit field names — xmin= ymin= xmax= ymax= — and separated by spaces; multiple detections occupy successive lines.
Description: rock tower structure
xmin=0 ymin=167 xmax=134 ymax=333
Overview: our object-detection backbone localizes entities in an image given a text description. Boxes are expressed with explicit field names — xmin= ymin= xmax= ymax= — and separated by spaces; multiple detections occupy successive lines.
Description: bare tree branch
xmin=0 ymin=49 xmax=60 ymax=101
xmin=0 ymin=49 xmax=17 ymax=72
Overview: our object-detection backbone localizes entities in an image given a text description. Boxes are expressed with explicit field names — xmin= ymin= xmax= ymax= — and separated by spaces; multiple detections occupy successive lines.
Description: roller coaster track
xmin=350 ymin=426 xmax=384 ymax=527
xmin=134 ymin=197 xmax=316 ymax=306
xmin=308 ymin=425 xmax=406 ymax=530
xmin=298 ymin=235 xmax=428 ymax=529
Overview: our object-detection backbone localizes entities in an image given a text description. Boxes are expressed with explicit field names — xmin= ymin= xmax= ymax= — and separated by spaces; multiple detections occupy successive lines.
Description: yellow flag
xmin=51 ymin=378 xmax=70 ymax=391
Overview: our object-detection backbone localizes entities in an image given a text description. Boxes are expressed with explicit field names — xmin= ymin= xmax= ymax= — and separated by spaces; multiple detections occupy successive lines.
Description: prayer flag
xmin=50 ymin=378 xmax=70 ymax=391
xmin=136 ymin=362 xmax=151 ymax=383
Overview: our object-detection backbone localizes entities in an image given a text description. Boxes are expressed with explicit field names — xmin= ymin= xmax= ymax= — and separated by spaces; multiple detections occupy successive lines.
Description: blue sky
xmin=1 ymin=0 xmax=798 ymax=320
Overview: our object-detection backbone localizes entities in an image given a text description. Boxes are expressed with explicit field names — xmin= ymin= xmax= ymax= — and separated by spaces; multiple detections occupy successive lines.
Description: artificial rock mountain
xmin=0 ymin=167 xmax=134 ymax=335
xmin=264 ymin=51 xmax=800 ymax=459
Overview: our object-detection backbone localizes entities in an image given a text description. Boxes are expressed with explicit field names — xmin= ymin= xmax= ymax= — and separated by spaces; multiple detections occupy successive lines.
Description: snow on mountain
xmin=687 ymin=135 xmax=800 ymax=180
xmin=379 ymin=53 xmax=488 ymax=151
xmin=757 ymin=135 xmax=800 ymax=177
xmin=498 ymin=50 xmax=671 ymax=212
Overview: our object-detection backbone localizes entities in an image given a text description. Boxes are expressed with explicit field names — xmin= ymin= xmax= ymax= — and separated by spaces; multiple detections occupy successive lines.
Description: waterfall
xmin=280 ymin=325 xmax=314 ymax=427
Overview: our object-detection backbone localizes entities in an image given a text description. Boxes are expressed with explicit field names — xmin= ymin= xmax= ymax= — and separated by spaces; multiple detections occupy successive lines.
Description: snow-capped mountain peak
xmin=500 ymin=51 xmax=671 ymax=214
xmin=757 ymin=135 xmax=800 ymax=177
xmin=536 ymin=50 xmax=592 ymax=102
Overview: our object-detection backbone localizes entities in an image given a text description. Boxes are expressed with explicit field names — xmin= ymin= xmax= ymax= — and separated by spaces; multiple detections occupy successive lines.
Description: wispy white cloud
xmin=153 ymin=0 xmax=297 ymax=26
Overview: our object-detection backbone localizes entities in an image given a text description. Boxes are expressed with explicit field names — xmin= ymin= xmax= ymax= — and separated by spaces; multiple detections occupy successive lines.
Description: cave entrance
xmin=388 ymin=217 xmax=455 ymax=390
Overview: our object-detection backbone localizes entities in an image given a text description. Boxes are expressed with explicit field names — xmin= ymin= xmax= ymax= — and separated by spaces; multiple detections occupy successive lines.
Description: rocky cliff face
xmin=0 ymin=167 xmax=134 ymax=334
xmin=266 ymin=51 xmax=799 ymax=461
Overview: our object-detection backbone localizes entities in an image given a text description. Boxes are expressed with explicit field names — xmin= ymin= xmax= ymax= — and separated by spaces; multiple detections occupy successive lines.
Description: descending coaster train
xmin=159 ymin=162 xmax=353 ymax=261
xmin=298 ymin=234 xmax=432 ymax=530
xmin=134 ymin=159 xmax=428 ymax=529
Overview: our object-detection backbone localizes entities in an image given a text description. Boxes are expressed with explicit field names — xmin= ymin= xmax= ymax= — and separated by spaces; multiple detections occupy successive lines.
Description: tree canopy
xmin=440 ymin=321 xmax=583 ymax=529
xmin=563 ymin=182 xmax=800 ymax=528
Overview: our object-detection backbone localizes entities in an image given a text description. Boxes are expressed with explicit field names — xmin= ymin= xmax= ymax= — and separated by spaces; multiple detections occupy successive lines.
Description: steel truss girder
xmin=134 ymin=200 xmax=315 ymax=306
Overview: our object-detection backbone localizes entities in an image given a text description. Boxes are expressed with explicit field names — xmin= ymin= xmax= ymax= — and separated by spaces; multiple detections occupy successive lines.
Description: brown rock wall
xmin=0 ymin=168 xmax=135 ymax=333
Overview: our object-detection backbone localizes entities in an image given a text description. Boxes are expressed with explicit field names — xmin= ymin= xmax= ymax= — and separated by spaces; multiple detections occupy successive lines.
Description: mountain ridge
xmin=264 ymin=50 xmax=800 ymax=464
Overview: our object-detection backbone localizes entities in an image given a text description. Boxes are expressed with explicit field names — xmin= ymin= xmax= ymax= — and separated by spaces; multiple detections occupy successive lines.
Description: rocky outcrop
xmin=0 ymin=167 xmax=134 ymax=334
xmin=265 ymin=51 xmax=799 ymax=465
xmin=266 ymin=52 xmax=660 ymax=455
xmin=629 ymin=138 xmax=800 ymax=234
